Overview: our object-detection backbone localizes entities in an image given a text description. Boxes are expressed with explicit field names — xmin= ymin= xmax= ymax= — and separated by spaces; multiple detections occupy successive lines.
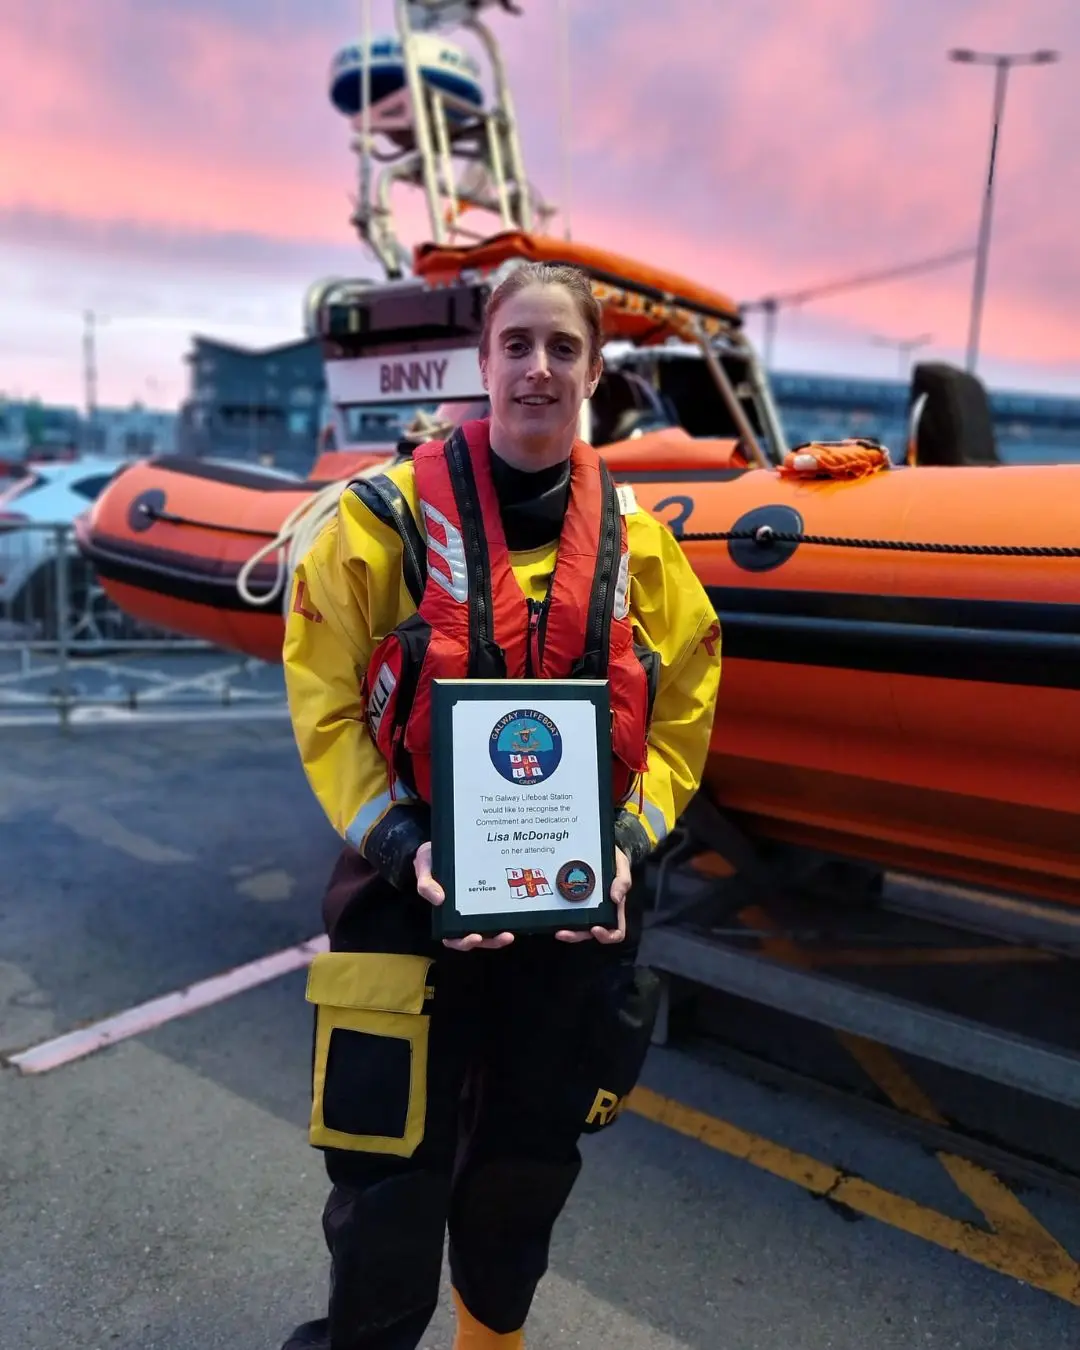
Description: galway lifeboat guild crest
xmin=556 ymin=861 xmax=596 ymax=902
xmin=489 ymin=709 xmax=562 ymax=784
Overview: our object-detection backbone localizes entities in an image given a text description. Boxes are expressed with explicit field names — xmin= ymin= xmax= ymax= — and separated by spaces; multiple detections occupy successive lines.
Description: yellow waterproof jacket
xmin=284 ymin=457 xmax=722 ymax=884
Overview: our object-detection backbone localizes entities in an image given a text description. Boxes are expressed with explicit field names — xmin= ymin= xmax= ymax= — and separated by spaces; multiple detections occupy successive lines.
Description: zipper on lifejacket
xmin=526 ymin=598 xmax=542 ymax=677
xmin=466 ymin=511 xmax=488 ymax=649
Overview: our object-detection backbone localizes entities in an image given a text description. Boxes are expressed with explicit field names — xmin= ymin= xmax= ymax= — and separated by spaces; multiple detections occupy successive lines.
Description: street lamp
xmin=871 ymin=332 xmax=933 ymax=381
xmin=948 ymin=46 xmax=1060 ymax=374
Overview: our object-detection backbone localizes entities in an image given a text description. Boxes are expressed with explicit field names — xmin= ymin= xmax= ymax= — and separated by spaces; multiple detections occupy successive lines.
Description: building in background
xmin=4 ymin=358 xmax=1078 ymax=473
xmin=84 ymin=405 xmax=178 ymax=459
xmin=176 ymin=336 xmax=327 ymax=474
xmin=0 ymin=397 xmax=177 ymax=465
xmin=0 ymin=399 xmax=83 ymax=464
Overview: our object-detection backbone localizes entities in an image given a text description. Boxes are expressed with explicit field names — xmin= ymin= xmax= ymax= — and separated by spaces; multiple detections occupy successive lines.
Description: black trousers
xmin=283 ymin=847 xmax=661 ymax=1350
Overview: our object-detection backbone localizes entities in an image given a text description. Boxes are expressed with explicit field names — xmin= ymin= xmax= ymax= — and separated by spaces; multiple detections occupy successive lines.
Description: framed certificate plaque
xmin=429 ymin=679 xmax=617 ymax=939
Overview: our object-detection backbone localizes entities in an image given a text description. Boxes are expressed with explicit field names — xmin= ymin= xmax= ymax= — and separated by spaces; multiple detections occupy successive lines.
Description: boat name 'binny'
xmin=380 ymin=357 xmax=449 ymax=395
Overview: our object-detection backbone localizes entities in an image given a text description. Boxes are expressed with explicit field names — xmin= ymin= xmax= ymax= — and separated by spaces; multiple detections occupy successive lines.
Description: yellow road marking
xmin=680 ymin=904 xmax=1080 ymax=1301
xmin=842 ymin=1035 xmax=1080 ymax=1278
xmin=627 ymin=1085 xmax=1080 ymax=1304
xmin=837 ymin=1033 xmax=945 ymax=1123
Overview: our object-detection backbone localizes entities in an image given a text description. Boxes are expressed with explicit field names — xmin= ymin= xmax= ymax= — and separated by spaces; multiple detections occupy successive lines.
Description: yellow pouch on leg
xmin=305 ymin=950 xmax=434 ymax=1158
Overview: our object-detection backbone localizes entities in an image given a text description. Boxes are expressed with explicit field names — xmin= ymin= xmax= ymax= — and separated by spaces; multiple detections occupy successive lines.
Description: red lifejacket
xmin=360 ymin=418 xmax=654 ymax=805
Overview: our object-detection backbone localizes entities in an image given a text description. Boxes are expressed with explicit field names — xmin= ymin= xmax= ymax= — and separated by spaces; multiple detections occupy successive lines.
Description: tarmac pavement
xmin=2 ymin=718 xmax=1079 ymax=1349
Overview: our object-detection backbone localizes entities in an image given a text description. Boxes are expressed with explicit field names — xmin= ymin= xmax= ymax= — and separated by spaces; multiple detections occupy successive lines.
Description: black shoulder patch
xmin=349 ymin=475 xmax=427 ymax=609
xmin=349 ymin=475 xmax=397 ymax=528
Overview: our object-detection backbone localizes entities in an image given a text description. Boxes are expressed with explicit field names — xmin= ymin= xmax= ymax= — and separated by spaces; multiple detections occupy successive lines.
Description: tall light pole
xmin=83 ymin=309 xmax=102 ymax=453
xmin=948 ymin=46 xmax=1059 ymax=375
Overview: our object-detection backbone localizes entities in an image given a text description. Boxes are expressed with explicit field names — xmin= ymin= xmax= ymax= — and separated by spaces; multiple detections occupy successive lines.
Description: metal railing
xmin=0 ymin=522 xmax=287 ymax=724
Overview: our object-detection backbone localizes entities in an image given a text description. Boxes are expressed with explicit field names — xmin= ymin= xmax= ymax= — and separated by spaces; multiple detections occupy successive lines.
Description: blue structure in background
xmin=772 ymin=371 xmax=1080 ymax=464
xmin=176 ymin=336 xmax=328 ymax=472
xmin=6 ymin=362 xmax=1075 ymax=471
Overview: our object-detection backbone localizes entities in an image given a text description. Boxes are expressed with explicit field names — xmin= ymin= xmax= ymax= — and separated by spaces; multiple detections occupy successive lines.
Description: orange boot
xmin=451 ymin=1289 xmax=524 ymax=1349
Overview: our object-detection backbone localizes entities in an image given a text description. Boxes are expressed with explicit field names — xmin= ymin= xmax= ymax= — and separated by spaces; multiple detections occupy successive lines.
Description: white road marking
xmin=0 ymin=704 xmax=289 ymax=729
xmin=236 ymin=869 xmax=296 ymax=903
xmin=5 ymin=935 xmax=329 ymax=1075
xmin=53 ymin=802 xmax=195 ymax=864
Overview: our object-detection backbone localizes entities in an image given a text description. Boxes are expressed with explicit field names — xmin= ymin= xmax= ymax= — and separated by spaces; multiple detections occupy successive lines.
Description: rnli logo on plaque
xmin=489 ymin=710 xmax=562 ymax=785
xmin=506 ymin=867 xmax=553 ymax=899
xmin=556 ymin=861 xmax=596 ymax=902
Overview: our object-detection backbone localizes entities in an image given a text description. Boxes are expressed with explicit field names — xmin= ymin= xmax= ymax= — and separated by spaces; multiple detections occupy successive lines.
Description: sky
xmin=1 ymin=0 xmax=1077 ymax=412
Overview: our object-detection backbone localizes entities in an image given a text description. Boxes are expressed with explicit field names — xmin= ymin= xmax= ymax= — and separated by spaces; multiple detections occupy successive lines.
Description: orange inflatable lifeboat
xmin=76 ymin=433 xmax=1080 ymax=907
xmin=74 ymin=450 xmax=389 ymax=661
xmin=75 ymin=233 xmax=1080 ymax=908
xmin=663 ymin=448 xmax=1080 ymax=909
xmin=73 ymin=426 xmax=747 ymax=658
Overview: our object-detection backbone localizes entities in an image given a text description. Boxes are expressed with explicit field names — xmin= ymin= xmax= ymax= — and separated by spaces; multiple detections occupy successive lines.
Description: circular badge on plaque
xmin=556 ymin=861 xmax=596 ymax=902
xmin=489 ymin=709 xmax=562 ymax=785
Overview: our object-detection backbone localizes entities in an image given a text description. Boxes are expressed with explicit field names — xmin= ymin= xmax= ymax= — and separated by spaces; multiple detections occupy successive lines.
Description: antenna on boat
xmin=741 ymin=247 xmax=976 ymax=370
xmin=357 ymin=0 xmax=374 ymax=253
xmin=557 ymin=0 xmax=573 ymax=242
xmin=328 ymin=0 xmax=556 ymax=278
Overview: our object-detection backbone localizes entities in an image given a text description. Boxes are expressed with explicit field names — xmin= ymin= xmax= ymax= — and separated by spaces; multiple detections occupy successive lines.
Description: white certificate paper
xmin=449 ymin=696 xmax=606 ymax=917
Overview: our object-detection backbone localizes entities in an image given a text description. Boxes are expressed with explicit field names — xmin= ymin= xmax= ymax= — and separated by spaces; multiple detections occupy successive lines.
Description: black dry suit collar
xmin=488 ymin=449 xmax=571 ymax=550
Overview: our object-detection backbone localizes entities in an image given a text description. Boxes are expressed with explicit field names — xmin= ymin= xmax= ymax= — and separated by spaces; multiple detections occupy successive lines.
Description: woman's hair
xmin=479 ymin=261 xmax=604 ymax=366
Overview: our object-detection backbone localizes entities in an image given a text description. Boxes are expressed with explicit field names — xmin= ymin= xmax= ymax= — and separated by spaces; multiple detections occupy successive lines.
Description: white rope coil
xmin=235 ymin=413 xmax=458 ymax=613
xmin=234 ymin=477 xmax=352 ymax=611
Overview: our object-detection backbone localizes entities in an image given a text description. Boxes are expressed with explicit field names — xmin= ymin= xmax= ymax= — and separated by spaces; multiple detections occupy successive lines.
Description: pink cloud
xmin=551 ymin=0 xmax=1079 ymax=367
xmin=0 ymin=207 xmax=364 ymax=280
xmin=0 ymin=0 xmax=353 ymax=239
xmin=1 ymin=0 xmax=1077 ymax=401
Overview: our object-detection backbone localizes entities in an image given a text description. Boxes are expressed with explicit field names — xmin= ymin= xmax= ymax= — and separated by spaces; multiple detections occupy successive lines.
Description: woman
xmin=281 ymin=261 xmax=722 ymax=1350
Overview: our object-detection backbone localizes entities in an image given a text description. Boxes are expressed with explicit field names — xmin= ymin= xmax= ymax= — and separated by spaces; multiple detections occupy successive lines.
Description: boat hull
xmin=76 ymin=449 xmax=1080 ymax=905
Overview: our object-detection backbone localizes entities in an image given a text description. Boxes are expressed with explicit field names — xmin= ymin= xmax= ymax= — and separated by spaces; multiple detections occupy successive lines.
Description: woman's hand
xmin=413 ymin=842 xmax=515 ymax=951
xmin=554 ymin=847 xmax=630 ymax=944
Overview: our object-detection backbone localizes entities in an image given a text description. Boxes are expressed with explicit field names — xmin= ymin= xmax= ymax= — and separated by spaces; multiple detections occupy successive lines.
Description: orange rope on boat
xmin=779 ymin=440 xmax=893 ymax=480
